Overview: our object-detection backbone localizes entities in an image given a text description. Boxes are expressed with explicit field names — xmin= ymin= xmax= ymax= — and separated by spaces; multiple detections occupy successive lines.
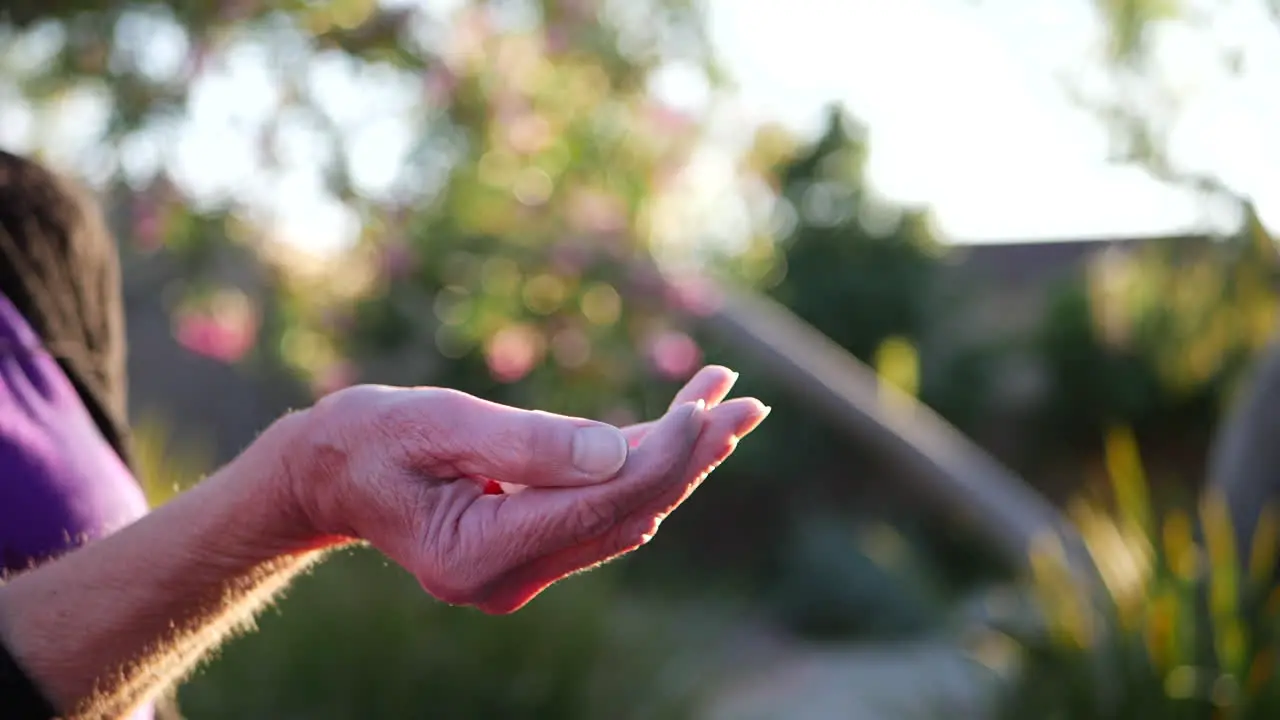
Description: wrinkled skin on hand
xmin=285 ymin=365 xmax=768 ymax=613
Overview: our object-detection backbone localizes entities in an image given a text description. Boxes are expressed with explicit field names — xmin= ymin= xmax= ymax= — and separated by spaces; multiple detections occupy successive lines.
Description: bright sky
xmin=700 ymin=0 xmax=1280 ymax=242
xmin=5 ymin=0 xmax=1280 ymax=252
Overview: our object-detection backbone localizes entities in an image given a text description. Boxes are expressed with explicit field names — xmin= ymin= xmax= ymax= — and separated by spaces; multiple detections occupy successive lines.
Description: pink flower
xmin=491 ymin=91 xmax=529 ymax=127
xmin=665 ymin=275 xmax=722 ymax=317
xmin=485 ymin=324 xmax=544 ymax=383
xmin=646 ymin=102 xmax=695 ymax=135
xmin=545 ymin=24 xmax=572 ymax=55
xmin=506 ymin=113 xmax=553 ymax=155
xmin=648 ymin=330 xmax=701 ymax=380
xmin=173 ymin=291 xmax=259 ymax=364
xmin=423 ymin=67 xmax=459 ymax=106
xmin=131 ymin=197 xmax=164 ymax=252
xmin=566 ymin=187 xmax=627 ymax=236
xmin=174 ymin=312 xmax=256 ymax=364
xmin=446 ymin=6 xmax=493 ymax=69
xmin=651 ymin=161 xmax=684 ymax=192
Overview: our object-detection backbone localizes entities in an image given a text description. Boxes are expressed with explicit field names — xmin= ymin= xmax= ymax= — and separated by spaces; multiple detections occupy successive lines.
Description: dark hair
xmin=0 ymin=150 xmax=132 ymax=468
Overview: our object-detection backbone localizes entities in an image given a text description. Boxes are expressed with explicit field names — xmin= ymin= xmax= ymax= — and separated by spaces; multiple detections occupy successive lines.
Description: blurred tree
xmin=676 ymin=107 xmax=1049 ymax=626
xmin=711 ymin=105 xmax=952 ymax=484
xmin=0 ymin=0 xmax=732 ymax=420
xmin=1054 ymin=0 xmax=1280 ymax=567
xmin=1084 ymin=0 xmax=1276 ymax=186
xmin=1035 ymin=217 xmax=1279 ymax=450
xmin=707 ymin=106 xmax=1021 ymax=518
xmin=988 ymin=5 xmax=1280 ymax=713
xmin=769 ymin=107 xmax=940 ymax=362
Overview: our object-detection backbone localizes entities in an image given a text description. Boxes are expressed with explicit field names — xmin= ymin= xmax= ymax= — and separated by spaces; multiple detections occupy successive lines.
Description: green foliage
xmin=1035 ymin=215 xmax=1280 ymax=442
xmin=178 ymin=549 xmax=700 ymax=720
xmin=2 ymin=0 xmax=723 ymax=419
xmin=1037 ymin=275 xmax=1171 ymax=439
xmin=691 ymin=112 xmax=1017 ymax=616
xmin=326 ymin=7 xmax=723 ymax=415
xmin=130 ymin=412 xmax=213 ymax=506
xmin=992 ymin=427 xmax=1280 ymax=719
xmin=917 ymin=337 xmax=1010 ymax=436
xmin=767 ymin=514 xmax=954 ymax=641
xmin=1094 ymin=0 xmax=1184 ymax=63
xmin=707 ymin=107 xmax=984 ymax=479
xmin=1074 ymin=0 xmax=1274 ymax=181
xmin=768 ymin=106 xmax=942 ymax=363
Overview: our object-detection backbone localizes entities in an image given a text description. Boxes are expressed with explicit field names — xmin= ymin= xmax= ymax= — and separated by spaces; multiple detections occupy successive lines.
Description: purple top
xmin=0 ymin=291 xmax=152 ymax=719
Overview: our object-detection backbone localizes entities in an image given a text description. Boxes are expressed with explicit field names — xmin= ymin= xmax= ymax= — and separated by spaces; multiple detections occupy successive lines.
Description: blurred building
xmin=932 ymin=233 xmax=1216 ymax=501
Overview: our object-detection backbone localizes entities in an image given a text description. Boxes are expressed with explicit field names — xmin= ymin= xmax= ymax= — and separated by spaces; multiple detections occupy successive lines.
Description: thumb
xmin=405 ymin=389 xmax=629 ymax=487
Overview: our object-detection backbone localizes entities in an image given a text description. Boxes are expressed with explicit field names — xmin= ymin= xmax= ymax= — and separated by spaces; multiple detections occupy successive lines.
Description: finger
xmin=670 ymin=365 xmax=739 ymax=408
xmin=478 ymin=400 xmax=704 ymax=582
xmin=478 ymin=399 xmax=769 ymax=614
xmin=621 ymin=365 xmax=739 ymax=447
xmin=394 ymin=389 xmax=629 ymax=487
xmin=637 ymin=397 xmax=769 ymax=520
xmin=504 ymin=366 xmax=742 ymax=489
xmin=506 ymin=367 xmax=737 ymax=493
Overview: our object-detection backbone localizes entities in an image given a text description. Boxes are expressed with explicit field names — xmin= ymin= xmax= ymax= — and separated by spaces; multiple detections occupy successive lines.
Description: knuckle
xmin=421 ymin=386 xmax=471 ymax=414
xmin=310 ymin=384 xmax=370 ymax=426
xmin=511 ymin=410 xmax=567 ymax=474
xmin=382 ymin=388 xmax=470 ymax=463
xmin=503 ymin=416 xmax=546 ymax=474
xmin=315 ymin=385 xmax=409 ymax=449
xmin=389 ymin=387 xmax=463 ymax=431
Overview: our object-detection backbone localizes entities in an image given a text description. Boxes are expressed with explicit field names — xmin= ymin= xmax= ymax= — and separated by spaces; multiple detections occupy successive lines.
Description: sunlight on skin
xmin=495 ymin=364 xmax=746 ymax=495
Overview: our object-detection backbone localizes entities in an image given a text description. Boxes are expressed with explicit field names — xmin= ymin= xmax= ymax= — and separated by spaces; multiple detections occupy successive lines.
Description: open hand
xmin=285 ymin=366 xmax=768 ymax=613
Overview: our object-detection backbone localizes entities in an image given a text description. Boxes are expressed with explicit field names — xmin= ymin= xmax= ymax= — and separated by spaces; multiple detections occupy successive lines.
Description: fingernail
xmin=572 ymin=425 xmax=629 ymax=476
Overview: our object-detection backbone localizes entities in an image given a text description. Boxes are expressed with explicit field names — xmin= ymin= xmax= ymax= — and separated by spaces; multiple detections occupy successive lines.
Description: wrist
xmin=219 ymin=408 xmax=352 ymax=557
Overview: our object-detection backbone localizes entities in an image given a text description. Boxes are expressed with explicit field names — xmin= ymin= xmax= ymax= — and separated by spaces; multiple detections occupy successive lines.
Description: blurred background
xmin=5 ymin=0 xmax=1280 ymax=717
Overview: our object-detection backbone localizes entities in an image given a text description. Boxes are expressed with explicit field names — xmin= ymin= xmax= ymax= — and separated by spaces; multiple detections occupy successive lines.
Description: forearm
xmin=0 ymin=411 xmax=344 ymax=720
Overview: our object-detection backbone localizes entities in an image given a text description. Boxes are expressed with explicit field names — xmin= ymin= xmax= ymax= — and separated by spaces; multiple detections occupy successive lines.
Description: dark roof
xmin=941 ymin=233 xmax=1213 ymax=286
